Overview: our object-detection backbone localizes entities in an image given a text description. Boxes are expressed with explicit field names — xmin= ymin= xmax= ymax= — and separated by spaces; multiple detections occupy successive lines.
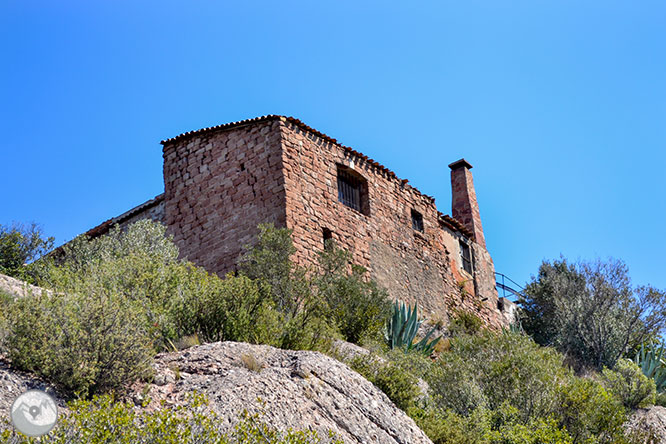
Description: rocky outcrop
xmin=0 ymin=356 xmax=63 ymax=415
xmin=627 ymin=406 xmax=666 ymax=443
xmin=0 ymin=273 xmax=49 ymax=299
xmin=131 ymin=341 xmax=433 ymax=444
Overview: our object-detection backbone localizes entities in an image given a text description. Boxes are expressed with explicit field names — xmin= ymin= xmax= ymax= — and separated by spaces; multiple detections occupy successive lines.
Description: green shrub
xmin=556 ymin=377 xmax=627 ymax=444
xmin=240 ymin=223 xmax=308 ymax=317
xmin=601 ymin=358 xmax=656 ymax=409
xmin=4 ymin=290 xmax=153 ymax=398
xmin=238 ymin=223 xmax=338 ymax=351
xmin=0 ymin=222 xmax=54 ymax=282
xmin=400 ymin=329 xmax=644 ymax=444
xmin=0 ymin=393 xmax=343 ymax=443
xmin=431 ymin=331 xmax=570 ymax=421
xmin=30 ymin=221 xmax=189 ymax=346
xmin=427 ymin=353 xmax=488 ymax=416
xmin=656 ymin=391 xmax=666 ymax=407
xmin=408 ymin=406 xmax=490 ymax=444
xmin=448 ymin=309 xmax=484 ymax=337
xmin=521 ymin=258 xmax=666 ymax=370
xmin=51 ymin=219 xmax=178 ymax=275
xmin=409 ymin=404 xmax=574 ymax=444
xmin=381 ymin=347 xmax=435 ymax=380
xmin=315 ymin=242 xmax=391 ymax=344
xmin=489 ymin=418 xmax=573 ymax=444
xmin=172 ymin=271 xmax=282 ymax=345
xmin=349 ymin=354 xmax=421 ymax=411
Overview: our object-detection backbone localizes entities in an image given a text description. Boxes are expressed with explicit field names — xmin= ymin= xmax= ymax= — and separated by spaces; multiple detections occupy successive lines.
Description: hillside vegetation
xmin=1 ymin=220 xmax=666 ymax=443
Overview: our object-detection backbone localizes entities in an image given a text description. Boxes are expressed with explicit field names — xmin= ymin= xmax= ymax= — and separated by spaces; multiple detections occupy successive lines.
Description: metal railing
xmin=495 ymin=272 xmax=525 ymax=301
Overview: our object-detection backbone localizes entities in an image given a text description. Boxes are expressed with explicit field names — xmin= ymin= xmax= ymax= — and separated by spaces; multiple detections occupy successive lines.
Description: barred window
xmin=337 ymin=165 xmax=368 ymax=214
xmin=411 ymin=209 xmax=424 ymax=232
xmin=460 ymin=240 xmax=473 ymax=274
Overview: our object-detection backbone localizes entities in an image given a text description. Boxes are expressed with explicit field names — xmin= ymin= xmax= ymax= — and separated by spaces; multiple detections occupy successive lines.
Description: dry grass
xmin=176 ymin=333 xmax=200 ymax=350
xmin=240 ymin=353 xmax=263 ymax=373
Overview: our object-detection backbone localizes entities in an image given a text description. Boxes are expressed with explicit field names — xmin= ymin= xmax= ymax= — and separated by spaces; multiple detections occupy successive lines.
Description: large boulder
xmin=627 ymin=406 xmax=666 ymax=443
xmin=132 ymin=341 xmax=433 ymax=444
xmin=0 ymin=273 xmax=49 ymax=299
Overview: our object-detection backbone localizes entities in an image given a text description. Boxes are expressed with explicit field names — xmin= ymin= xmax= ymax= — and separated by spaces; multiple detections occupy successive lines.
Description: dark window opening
xmin=337 ymin=165 xmax=369 ymax=215
xmin=411 ymin=209 xmax=424 ymax=232
xmin=460 ymin=240 xmax=473 ymax=274
xmin=323 ymin=228 xmax=333 ymax=249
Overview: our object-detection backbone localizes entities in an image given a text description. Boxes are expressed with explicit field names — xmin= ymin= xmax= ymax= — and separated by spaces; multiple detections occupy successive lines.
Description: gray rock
xmin=0 ymin=273 xmax=50 ymax=300
xmin=627 ymin=406 xmax=666 ymax=443
xmin=132 ymin=341 xmax=433 ymax=444
xmin=0 ymin=356 xmax=64 ymax=415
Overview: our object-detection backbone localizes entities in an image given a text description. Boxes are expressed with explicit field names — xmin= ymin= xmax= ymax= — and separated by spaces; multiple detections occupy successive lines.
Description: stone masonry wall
xmin=277 ymin=119 xmax=504 ymax=327
xmin=116 ymin=198 xmax=165 ymax=229
xmin=83 ymin=116 xmax=506 ymax=329
xmin=162 ymin=120 xmax=286 ymax=275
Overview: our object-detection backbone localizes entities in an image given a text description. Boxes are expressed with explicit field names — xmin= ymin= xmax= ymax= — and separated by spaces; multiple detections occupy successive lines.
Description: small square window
xmin=460 ymin=240 xmax=473 ymax=274
xmin=323 ymin=228 xmax=333 ymax=250
xmin=411 ymin=209 xmax=424 ymax=232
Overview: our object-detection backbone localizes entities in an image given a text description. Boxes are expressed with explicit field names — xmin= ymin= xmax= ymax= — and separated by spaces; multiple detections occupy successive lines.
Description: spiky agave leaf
xmin=412 ymin=328 xmax=442 ymax=355
xmin=634 ymin=341 xmax=666 ymax=393
xmin=385 ymin=300 xmax=441 ymax=355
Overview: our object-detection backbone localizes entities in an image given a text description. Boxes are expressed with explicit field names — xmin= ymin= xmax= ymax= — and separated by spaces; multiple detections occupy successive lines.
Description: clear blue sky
xmin=2 ymin=1 xmax=664 ymax=290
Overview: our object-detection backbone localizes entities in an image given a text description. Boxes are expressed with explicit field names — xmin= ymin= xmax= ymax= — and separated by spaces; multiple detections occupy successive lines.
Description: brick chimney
xmin=449 ymin=159 xmax=486 ymax=247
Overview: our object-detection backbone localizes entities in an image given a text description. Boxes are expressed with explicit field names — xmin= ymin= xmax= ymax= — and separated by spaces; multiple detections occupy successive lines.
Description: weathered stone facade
xmin=85 ymin=115 xmax=508 ymax=328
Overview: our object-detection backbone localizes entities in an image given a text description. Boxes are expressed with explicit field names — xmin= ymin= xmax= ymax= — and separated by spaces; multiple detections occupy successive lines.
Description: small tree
xmin=521 ymin=258 xmax=666 ymax=370
xmin=0 ymin=222 xmax=54 ymax=280
xmin=315 ymin=241 xmax=391 ymax=344
xmin=240 ymin=223 xmax=310 ymax=319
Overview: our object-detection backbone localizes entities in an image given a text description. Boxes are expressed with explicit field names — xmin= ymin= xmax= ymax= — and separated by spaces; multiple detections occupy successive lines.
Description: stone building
xmin=84 ymin=115 xmax=511 ymax=328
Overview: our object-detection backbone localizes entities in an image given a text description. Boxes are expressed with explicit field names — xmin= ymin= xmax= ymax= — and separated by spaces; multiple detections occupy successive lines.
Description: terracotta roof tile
xmin=161 ymin=115 xmax=281 ymax=145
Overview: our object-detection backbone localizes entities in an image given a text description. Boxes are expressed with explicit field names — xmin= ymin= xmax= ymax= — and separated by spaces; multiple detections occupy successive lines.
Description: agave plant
xmin=384 ymin=300 xmax=441 ymax=355
xmin=633 ymin=342 xmax=666 ymax=392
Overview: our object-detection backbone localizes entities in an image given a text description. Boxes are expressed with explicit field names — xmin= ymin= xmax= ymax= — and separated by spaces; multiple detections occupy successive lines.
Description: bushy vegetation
xmin=347 ymin=330 xmax=652 ymax=444
xmin=5 ymin=290 xmax=154 ymax=398
xmin=600 ymin=359 xmax=656 ymax=409
xmin=0 ymin=222 xmax=54 ymax=281
xmin=2 ymin=220 xmax=665 ymax=442
xmin=349 ymin=353 xmax=422 ymax=411
xmin=0 ymin=393 xmax=342 ymax=443
xmin=314 ymin=241 xmax=391 ymax=344
xmin=1 ymin=220 xmax=391 ymax=398
xmin=432 ymin=331 xmax=570 ymax=421
xmin=520 ymin=258 xmax=666 ymax=370
xmin=409 ymin=404 xmax=575 ymax=444
xmin=448 ymin=309 xmax=484 ymax=337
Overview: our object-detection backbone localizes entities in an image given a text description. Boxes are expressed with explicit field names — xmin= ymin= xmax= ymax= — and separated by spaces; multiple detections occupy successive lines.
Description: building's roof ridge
xmin=438 ymin=212 xmax=474 ymax=239
xmin=160 ymin=115 xmax=282 ymax=145
xmin=160 ymin=115 xmax=472 ymax=238
xmin=84 ymin=193 xmax=165 ymax=239
xmin=161 ymin=115 xmax=437 ymax=202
